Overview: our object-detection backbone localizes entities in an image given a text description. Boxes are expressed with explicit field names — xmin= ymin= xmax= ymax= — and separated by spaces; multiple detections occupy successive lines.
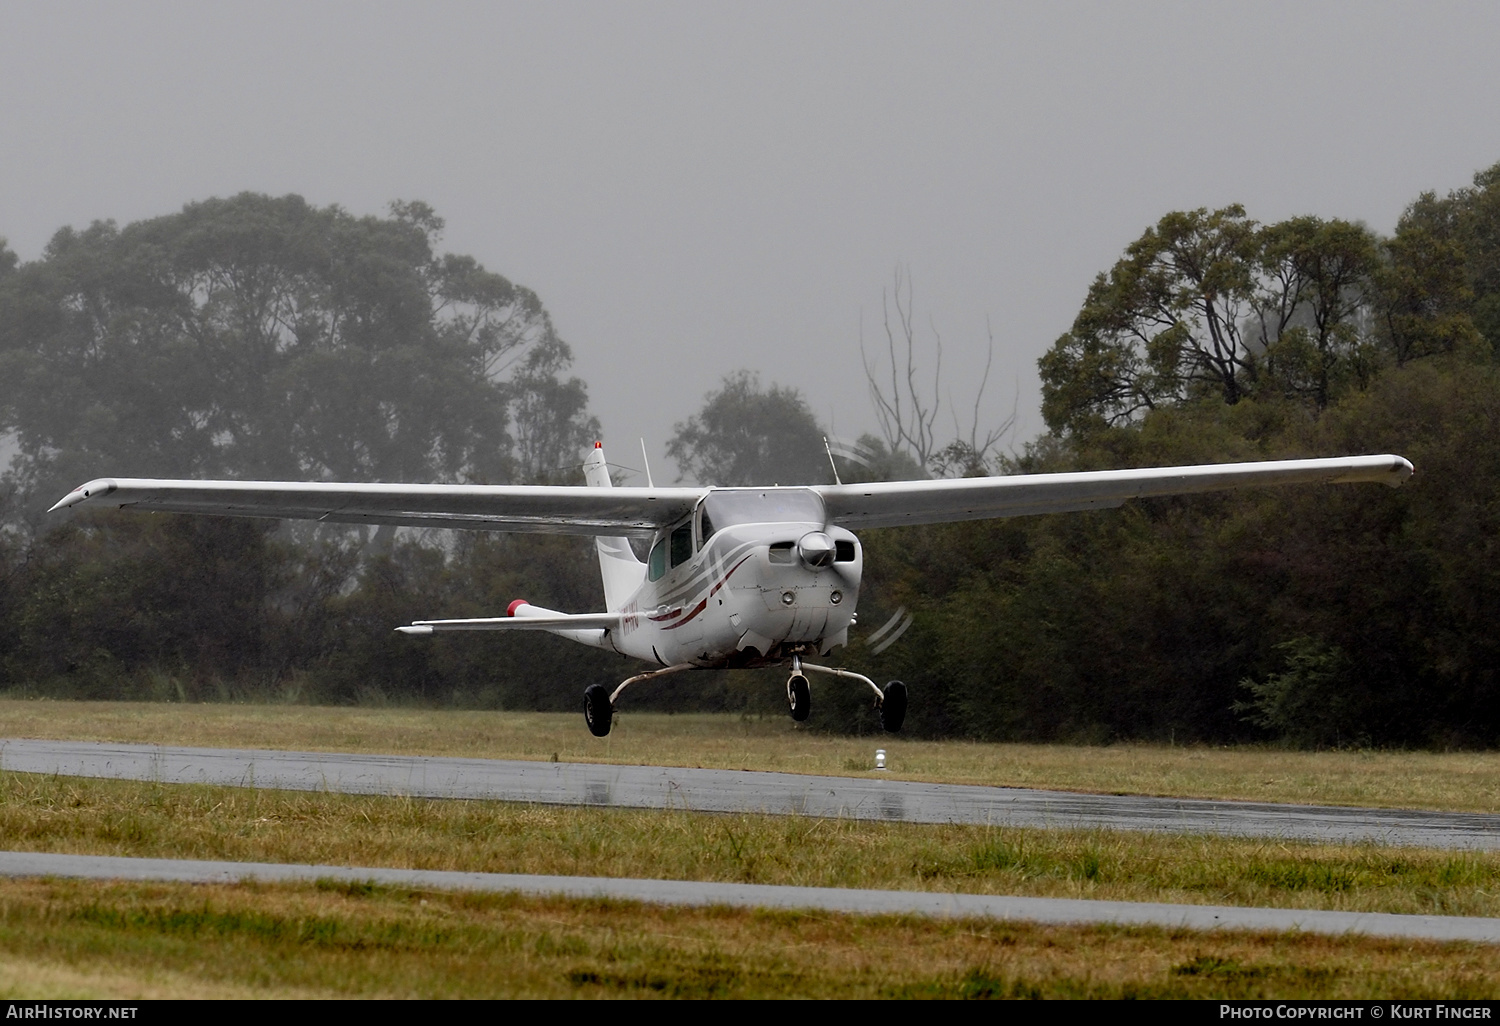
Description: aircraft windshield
xmin=700 ymin=488 xmax=825 ymax=540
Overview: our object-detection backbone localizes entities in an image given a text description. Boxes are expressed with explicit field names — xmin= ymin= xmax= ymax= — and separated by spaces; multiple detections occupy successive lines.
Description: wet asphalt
xmin=3 ymin=737 xmax=1497 ymax=849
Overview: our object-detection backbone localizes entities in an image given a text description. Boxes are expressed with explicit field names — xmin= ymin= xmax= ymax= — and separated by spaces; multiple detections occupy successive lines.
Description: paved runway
xmin=4 ymin=738 xmax=1498 ymax=848
xmin=3 ymin=850 xmax=1498 ymax=944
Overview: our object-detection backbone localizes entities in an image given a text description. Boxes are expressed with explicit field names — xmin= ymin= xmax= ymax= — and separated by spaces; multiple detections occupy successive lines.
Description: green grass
xmin=5 ymin=699 xmax=1500 ymax=811
xmin=3 ymin=878 xmax=1499 ymax=999
xmin=5 ymin=700 xmax=1500 ymax=997
xmin=5 ymin=772 xmax=1500 ymax=918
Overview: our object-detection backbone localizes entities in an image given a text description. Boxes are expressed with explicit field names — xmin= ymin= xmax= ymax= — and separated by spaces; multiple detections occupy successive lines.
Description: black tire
xmin=880 ymin=680 xmax=908 ymax=733
xmin=787 ymin=673 xmax=811 ymax=722
xmin=583 ymin=684 xmax=613 ymax=737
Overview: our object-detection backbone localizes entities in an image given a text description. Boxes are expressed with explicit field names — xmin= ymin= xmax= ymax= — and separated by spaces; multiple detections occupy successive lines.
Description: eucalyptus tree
xmin=0 ymin=194 xmax=598 ymax=525
xmin=1378 ymin=161 xmax=1498 ymax=363
xmin=667 ymin=370 xmax=830 ymax=486
xmin=1039 ymin=207 xmax=1385 ymax=434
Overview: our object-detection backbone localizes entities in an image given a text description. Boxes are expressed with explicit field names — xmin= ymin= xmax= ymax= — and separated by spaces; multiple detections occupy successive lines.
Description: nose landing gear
xmin=786 ymin=671 xmax=811 ymax=721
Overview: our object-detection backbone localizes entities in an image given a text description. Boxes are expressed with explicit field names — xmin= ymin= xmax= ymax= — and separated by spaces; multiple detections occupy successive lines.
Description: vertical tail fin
xmin=585 ymin=442 xmax=646 ymax=612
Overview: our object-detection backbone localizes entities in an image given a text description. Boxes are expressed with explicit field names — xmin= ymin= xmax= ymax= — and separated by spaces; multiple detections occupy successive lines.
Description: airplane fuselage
xmin=610 ymin=517 xmax=862 ymax=667
xmin=536 ymin=482 xmax=864 ymax=668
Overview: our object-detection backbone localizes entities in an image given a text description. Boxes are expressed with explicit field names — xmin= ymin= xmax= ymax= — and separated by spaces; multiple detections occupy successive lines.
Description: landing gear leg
xmin=582 ymin=662 xmax=697 ymax=737
xmin=797 ymin=661 xmax=908 ymax=733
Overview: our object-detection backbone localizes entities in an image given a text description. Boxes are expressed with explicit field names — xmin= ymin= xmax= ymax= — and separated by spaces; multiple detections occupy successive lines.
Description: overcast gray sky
xmin=4 ymin=1 xmax=1498 ymax=481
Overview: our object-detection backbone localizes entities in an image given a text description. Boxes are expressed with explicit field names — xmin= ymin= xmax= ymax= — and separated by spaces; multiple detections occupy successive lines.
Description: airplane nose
xmin=797 ymin=531 xmax=835 ymax=569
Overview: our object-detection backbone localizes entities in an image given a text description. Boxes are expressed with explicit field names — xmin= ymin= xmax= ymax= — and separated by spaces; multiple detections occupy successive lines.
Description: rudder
xmin=585 ymin=443 xmax=645 ymax=611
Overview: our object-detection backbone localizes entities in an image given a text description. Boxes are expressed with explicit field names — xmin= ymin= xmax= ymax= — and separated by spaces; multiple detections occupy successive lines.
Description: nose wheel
xmin=787 ymin=672 xmax=811 ymax=721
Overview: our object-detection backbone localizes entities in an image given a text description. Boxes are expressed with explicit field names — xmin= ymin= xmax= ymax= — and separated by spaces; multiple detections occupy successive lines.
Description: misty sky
xmin=4 ymin=1 xmax=1499 ymax=482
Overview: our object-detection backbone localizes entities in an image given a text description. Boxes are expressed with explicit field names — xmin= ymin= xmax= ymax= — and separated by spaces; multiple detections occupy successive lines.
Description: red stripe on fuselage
xmin=662 ymin=554 xmax=754 ymax=631
xmin=664 ymin=597 xmax=708 ymax=630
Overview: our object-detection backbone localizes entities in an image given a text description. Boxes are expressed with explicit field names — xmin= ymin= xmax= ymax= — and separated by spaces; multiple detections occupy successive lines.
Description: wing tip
xmin=1353 ymin=455 xmax=1415 ymax=487
xmin=48 ymin=478 xmax=117 ymax=513
xmin=1389 ymin=455 xmax=1416 ymax=486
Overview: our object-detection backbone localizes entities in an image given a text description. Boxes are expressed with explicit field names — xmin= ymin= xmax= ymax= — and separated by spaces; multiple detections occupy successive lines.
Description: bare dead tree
xmin=861 ymin=267 xmax=941 ymax=468
xmin=927 ymin=318 xmax=1018 ymax=477
xmin=861 ymin=268 xmax=1015 ymax=477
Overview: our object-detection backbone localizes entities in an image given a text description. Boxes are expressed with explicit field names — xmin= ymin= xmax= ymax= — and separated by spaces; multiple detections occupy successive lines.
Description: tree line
xmin=869 ymin=161 xmax=1500 ymax=746
xmin=2 ymin=165 xmax=1498 ymax=746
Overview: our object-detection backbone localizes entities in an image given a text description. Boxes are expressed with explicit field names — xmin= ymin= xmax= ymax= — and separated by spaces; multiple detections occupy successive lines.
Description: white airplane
xmin=50 ymin=445 xmax=1413 ymax=737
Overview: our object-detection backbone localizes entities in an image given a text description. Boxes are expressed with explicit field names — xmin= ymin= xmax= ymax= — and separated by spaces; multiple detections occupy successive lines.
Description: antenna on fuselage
xmin=640 ymin=438 xmax=655 ymax=489
xmin=823 ymin=436 xmax=843 ymax=486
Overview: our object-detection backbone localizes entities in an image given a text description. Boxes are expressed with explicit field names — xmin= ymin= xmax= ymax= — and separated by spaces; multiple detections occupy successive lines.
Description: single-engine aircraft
xmin=50 ymin=445 xmax=1413 ymax=736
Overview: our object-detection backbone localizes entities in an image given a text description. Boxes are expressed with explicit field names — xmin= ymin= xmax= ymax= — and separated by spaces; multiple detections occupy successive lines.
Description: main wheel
xmin=880 ymin=680 xmax=908 ymax=732
xmin=787 ymin=673 xmax=811 ymax=722
xmin=583 ymin=684 xmax=613 ymax=737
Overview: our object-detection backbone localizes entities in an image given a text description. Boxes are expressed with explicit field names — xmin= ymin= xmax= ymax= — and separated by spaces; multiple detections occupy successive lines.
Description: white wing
xmin=49 ymin=454 xmax=1413 ymax=535
xmin=48 ymin=478 xmax=706 ymax=538
xmin=815 ymin=454 xmax=1413 ymax=529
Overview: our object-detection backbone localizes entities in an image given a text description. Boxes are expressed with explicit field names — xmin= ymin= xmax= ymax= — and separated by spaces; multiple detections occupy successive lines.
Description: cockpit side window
xmin=670 ymin=523 xmax=693 ymax=568
xmin=648 ymin=538 xmax=667 ymax=581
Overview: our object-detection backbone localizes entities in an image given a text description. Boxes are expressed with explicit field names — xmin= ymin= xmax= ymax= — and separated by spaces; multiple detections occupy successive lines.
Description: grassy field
xmin=5 ymin=771 xmax=1500 ymax=917
xmin=3 ymin=772 xmax=1500 ymax=998
xmin=4 ymin=878 xmax=1499 ymax=999
xmin=4 ymin=700 xmax=1500 ymax=997
xmin=4 ymin=699 xmax=1500 ymax=811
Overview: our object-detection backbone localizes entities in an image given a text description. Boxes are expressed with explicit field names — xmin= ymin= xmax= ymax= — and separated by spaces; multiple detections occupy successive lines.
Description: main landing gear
xmin=583 ymin=684 xmax=612 ymax=737
xmin=788 ymin=656 xmax=907 ymax=732
xmin=880 ymin=680 xmax=908 ymax=733
xmin=581 ymin=662 xmax=696 ymax=737
xmin=581 ymin=659 xmax=909 ymax=737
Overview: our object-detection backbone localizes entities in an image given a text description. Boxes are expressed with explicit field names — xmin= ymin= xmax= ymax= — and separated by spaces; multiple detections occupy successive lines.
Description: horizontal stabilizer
xmin=398 ymin=610 xmax=622 ymax=633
